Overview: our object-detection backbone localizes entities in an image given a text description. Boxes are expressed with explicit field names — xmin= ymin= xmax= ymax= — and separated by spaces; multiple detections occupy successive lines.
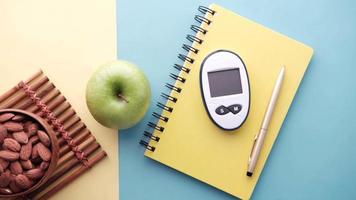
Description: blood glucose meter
xmin=200 ymin=50 xmax=250 ymax=130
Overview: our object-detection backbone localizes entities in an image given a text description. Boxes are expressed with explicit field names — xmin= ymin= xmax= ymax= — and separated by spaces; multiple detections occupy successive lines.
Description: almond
xmin=0 ymin=117 xmax=52 ymax=190
xmin=0 ymin=125 xmax=7 ymax=144
xmin=2 ymin=138 xmax=21 ymax=152
xmin=0 ymin=187 xmax=12 ymax=195
xmin=3 ymin=122 xmax=23 ymax=132
xmin=9 ymin=161 xmax=23 ymax=175
xmin=24 ymin=121 xmax=32 ymax=135
xmin=0 ymin=150 xmax=19 ymax=161
xmin=24 ymin=122 xmax=38 ymax=136
xmin=0 ymin=158 xmax=9 ymax=169
xmin=37 ymin=130 xmax=50 ymax=147
xmin=9 ymin=181 xmax=22 ymax=193
xmin=24 ymin=168 xmax=44 ymax=180
xmin=0 ymin=171 xmax=11 ymax=187
xmin=5 ymin=169 xmax=12 ymax=175
xmin=20 ymin=160 xmax=33 ymax=170
xmin=40 ymin=161 xmax=49 ymax=170
xmin=15 ymin=174 xmax=33 ymax=189
xmin=11 ymin=114 xmax=25 ymax=122
xmin=31 ymin=143 xmax=39 ymax=159
xmin=0 ymin=113 xmax=15 ymax=123
xmin=13 ymin=131 xmax=28 ymax=144
xmin=37 ymin=143 xmax=51 ymax=161
xmin=20 ymin=143 xmax=32 ymax=160
xmin=29 ymin=135 xmax=39 ymax=144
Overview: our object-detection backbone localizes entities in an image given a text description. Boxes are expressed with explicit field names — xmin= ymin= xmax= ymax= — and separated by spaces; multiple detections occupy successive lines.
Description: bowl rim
xmin=0 ymin=109 xmax=59 ymax=197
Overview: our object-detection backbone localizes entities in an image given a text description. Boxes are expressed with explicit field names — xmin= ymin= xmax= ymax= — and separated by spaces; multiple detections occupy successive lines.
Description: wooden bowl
xmin=0 ymin=109 xmax=59 ymax=198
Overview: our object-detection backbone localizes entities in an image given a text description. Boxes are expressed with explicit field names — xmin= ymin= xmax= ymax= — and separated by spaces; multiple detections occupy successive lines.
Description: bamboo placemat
xmin=0 ymin=70 xmax=107 ymax=199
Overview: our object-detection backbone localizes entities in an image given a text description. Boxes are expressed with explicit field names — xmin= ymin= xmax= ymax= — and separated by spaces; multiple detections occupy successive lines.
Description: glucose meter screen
xmin=208 ymin=69 xmax=243 ymax=97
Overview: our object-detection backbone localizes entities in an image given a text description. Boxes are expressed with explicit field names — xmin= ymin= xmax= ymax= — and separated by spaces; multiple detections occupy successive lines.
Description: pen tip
xmin=247 ymin=172 xmax=253 ymax=177
xmin=279 ymin=66 xmax=285 ymax=77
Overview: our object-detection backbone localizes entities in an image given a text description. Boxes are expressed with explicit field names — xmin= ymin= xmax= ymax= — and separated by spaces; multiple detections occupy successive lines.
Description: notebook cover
xmin=0 ymin=1 xmax=118 ymax=199
xmin=144 ymin=4 xmax=313 ymax=199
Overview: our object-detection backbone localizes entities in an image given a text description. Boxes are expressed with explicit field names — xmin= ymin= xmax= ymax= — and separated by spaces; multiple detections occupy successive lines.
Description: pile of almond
xmin=0 ymin=112 xmax=52 ymax=195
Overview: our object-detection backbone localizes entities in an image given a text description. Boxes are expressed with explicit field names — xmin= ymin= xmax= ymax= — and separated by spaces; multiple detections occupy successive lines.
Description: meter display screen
xmin=208 ymin=68 xmax=243 ymax=97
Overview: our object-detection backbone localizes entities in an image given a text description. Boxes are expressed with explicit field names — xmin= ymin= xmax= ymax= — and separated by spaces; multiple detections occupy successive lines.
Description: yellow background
xmin=0 ymin=0 xmax=118 ymax=199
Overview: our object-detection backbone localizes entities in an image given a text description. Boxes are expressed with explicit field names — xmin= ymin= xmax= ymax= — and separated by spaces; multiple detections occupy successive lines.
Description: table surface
xmin=118 ymin=0 xmax=356 ymax=199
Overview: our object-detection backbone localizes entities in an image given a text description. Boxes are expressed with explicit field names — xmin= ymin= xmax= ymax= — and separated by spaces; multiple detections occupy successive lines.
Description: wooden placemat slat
xmin=0 ymin=70 xmax=106 ymax=199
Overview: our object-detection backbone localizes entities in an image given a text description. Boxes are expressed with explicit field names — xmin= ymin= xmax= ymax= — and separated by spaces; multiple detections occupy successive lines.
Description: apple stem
xmin=118 ymin=94 xmax=129 ymax=103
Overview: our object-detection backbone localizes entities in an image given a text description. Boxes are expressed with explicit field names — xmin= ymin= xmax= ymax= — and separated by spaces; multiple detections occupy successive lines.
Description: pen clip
xmin=248 ymin=133 xmax=259 ymax=164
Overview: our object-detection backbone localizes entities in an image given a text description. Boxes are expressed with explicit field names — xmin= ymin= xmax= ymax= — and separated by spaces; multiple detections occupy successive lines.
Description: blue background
xmin=117 ymin=0 xmax=356 ymax=199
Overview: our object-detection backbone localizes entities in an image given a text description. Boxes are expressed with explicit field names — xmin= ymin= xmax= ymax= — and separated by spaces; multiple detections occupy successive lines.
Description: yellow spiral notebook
xmin=140 ymin=4 xmax=313 ymax=199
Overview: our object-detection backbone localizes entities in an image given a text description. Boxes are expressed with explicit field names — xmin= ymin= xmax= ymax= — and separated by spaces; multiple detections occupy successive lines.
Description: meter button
xmin=228 ymin=104 xmax=242 ymax=114
xmin=215 ymin=106 xmax=230 ymax=115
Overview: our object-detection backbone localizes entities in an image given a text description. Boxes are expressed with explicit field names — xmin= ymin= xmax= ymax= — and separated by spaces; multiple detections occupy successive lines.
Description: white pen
xmin=247 ymin=66 xmax=285 ymax=177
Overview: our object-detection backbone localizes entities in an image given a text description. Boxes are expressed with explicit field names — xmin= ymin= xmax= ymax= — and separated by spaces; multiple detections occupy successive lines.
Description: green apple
xmin=86 ymin=60 xmax=151 ymax=129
